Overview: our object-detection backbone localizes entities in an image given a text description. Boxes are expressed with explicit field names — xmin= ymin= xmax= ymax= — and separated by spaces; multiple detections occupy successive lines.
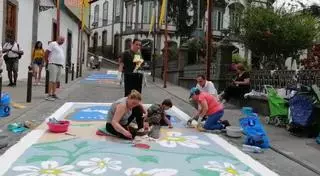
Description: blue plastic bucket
xmin=0 ymin=93 xmax=11 ymax=117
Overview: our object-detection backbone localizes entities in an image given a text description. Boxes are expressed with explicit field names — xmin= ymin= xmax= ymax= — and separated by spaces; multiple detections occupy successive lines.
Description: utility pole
xmin=163 ymin=0 xmax=169 ymax=88
xmin=206 ymin=0 xmax=213 ymax=80
xmin=56 ymin=0 xmax=60 ymax=37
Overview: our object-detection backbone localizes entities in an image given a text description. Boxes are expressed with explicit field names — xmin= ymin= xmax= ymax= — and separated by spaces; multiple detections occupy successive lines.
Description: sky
xmin=273 ymin=0 xmax=320 ymax=12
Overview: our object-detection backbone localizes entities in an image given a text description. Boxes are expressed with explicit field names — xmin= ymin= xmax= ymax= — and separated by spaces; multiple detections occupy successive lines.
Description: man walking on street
xmin=2 ymin=38 xmax=24 ymax=87
xmin=122 ymin=39 xmax=145 ymax=132
xmin=45 ymin=36 xmax=65 ymax=101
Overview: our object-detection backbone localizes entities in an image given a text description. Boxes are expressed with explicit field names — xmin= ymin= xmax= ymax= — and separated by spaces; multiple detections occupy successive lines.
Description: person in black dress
xmin=220 ymin=63 xmax=250 ymax=102
xmin=122 ymin=39 xmax=145 ymax=132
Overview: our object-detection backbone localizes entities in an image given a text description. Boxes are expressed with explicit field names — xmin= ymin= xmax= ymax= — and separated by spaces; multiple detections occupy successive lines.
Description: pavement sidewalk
xmin=150 ymin=76 xmax=320 ymax=175
xmin=0 ymin=66 xmax=319 ymax=176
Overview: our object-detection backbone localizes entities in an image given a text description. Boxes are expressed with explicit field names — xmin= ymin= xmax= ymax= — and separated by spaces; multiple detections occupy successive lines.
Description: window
xmin=126 ymin=3 xmax=133 ymax=27
xmin=94 ymin=5 xmax=99 ymax=25
xmin=102 ymin=31 xmax=107 ymax=47
xmin=142 ymin=1 xmax=153 ymax=24
xmin=213 ymin=10 xmax=223 ymax=30
xmin=103 ymin=2 xmax=108 ymax=26
xmin=115 ymin=0 xmax=121 ymax=17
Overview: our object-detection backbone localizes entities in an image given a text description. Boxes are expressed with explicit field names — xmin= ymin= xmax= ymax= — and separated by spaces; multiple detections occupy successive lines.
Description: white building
xmin=89 ymin=0 xmax=268 ymax=64
xmin=0 ymin=0 xmax=90 ymax=81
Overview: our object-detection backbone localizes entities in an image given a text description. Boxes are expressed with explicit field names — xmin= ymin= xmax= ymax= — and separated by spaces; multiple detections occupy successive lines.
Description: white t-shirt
xmin=3 ymin=42 xmax=23 ymax=58
xmin=47 ymin=41 xmax=65 ymax=65
xmin=196 ymin=80 xmax=218 ymax=96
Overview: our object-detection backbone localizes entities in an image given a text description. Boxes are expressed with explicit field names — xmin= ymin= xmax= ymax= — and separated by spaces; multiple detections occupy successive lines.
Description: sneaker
xmin=52 ymin=94 xmax=59 ymax=99
xmin=7 ymin=83 xmax=13 ymax=87
xmin=221 ymin=120 xmax=231 ymax=128
xmin=45 ymin=95 xmax=55 ymax=101
xmin=12 ymin=82 xmax=16 ymax=87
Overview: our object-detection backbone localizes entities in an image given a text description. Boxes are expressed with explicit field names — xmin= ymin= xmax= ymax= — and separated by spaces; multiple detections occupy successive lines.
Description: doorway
xmin=66 ymin=31 xmax=72 ymax=68
xmin=52 ymin=21 xmax=57 ymax=41
xmin=5 ymin=2 xmax=17 ymax=40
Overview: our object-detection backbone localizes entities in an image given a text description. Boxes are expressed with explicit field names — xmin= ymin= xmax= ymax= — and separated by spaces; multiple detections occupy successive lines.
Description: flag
xmin=149 ymin=4 xmax=156 ymax=34
xmin=159 ymin=0 xmax=167 ymax=26
xmin=80 ymin=0 xmax=89 ymax=29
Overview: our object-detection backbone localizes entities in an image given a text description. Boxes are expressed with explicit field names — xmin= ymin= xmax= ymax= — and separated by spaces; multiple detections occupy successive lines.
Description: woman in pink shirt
xmin=190 ymin=87 xmax=226 ymax=130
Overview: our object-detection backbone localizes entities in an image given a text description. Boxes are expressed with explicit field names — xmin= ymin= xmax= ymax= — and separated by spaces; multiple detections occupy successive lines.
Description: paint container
xmin=47 ymin=121 xmax=70 ymax=133
xmin=133 ymin=143 xmax=150 ymax=149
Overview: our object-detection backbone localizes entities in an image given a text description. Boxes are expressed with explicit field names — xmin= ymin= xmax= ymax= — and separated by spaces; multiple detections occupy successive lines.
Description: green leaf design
xmin=186 ymin=154 xmax=206 ymax=163
xmin=75 ymin=141 xmax=89 ymax=149
xmin=193 ymin=169 xmax=220 ymax=176
xmin=36 ymin=145 xmax=63 ymax=151
xmin=26 ymin=155 xmax=52 ymax=163
xmin=136 ymin=155 xmax=159 ymax=163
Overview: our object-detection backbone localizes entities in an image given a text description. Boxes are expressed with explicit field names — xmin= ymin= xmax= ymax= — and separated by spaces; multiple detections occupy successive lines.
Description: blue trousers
xmin=204 ymin=110 xmax=224 ymax=130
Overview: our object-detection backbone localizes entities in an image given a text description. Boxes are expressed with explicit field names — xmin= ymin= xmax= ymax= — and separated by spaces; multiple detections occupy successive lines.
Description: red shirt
xmin=198 ymin=92 xmax=223 ymax=115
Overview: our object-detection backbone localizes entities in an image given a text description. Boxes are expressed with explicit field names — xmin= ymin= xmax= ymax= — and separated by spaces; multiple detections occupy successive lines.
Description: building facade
xmin=89 ymin=0 xmax=267 ymax=63
xmin=0 ymin=0 xmax=90 ymax=81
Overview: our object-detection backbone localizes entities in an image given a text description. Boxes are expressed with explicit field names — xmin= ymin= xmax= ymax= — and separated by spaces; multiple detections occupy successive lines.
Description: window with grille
xmin=142 ymin=1 xmax=153 ymax=24
xmin=103 ymin=2 xmax=108 ymax=26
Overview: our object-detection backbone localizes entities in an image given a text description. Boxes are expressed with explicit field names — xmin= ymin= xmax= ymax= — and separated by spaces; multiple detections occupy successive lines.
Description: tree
xmin=166 ymin=0 xmax=207 ymax=37
xmin=241 ymin=7 xmax=319 ymax=69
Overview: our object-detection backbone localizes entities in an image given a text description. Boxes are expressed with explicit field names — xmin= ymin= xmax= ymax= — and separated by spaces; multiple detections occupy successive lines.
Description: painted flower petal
xmin=204 ymin=161 xmax=224 ymax=171
xmin=183 ymin=136 xmax=199 ymax=139
xmin=103 ymin=157 xmax=111 ymax=163
xmin=82 ymin=166 xmax=98 ymax=173
xmin=239 ymin=171 xmax=255 ymax=176
xmin=178 ymin=141 xmax=199 ymax=148
xmin=41 ymin=161 xmax=59 ymax=169
xmin=77 ymin=161 xmax=96 ymax=167
xmin=92 ymin=167 xmax=107 ymax=174
xmin=221 ymin=173 xmax=234 ymax=176
xmin=144 ymin=168 xmax=178 ymax=176
xmin=109 ymin=160 xmax=122 ymax=166
xmin=125 ymin=168 xmax=143 ymax=176
xmin=192 ymin=139 xmax=210 ymax=145
xmin=166 ymin=132 xmax=182 ymax=137
xmin=157 ymin=140 xmax=177 ymax=148
xmin=65 ymin=171 xmax=89 ymax=176
xmin=56 ymin=165 xmax=74 ymax=171
xmin=15 ymin=173 xmax=39 ymax=176
xmin=108 ymin=164 xmax=122 ymax=171
xmin=13 ymin=166 xmax=40 ymax=172
xmin=223 ymin=162 xmax=236 ymax=169
xmin=90 ymin=158 xmax=102 ymax=162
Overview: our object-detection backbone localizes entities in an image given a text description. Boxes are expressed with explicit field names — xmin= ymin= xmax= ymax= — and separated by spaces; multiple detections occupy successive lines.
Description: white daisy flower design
xmin=76 ymin=157 xmax=122 ymax=175
xmin=12 ymin=160 xmax=87 ymax=176
xmin=157 ymin=131 xmax=210 ymax=148
xmin=204 ymin=161 xmax=255 ymax=176
xmin=125 ymin=168 xmax=178 ymax=176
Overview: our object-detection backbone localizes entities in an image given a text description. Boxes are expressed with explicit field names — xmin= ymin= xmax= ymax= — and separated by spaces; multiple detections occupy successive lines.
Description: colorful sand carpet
xmin=0 ymin=103 xmax=278 ymax=176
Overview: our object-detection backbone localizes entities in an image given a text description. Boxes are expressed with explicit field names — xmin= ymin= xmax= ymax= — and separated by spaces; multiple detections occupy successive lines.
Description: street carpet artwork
xmin=0 ymin=103 xmax=278 ymax=176
xmin=81 ymin=71 xmax=119 ymax=84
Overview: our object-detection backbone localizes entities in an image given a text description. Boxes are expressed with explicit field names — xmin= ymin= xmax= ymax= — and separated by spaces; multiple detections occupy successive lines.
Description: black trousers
xmin=223 ymin=85 xmax=250 ymax=101
xmin=124 ymin=72 xmax=144 ymax=130
xmin=124 ymin=73 xmax=143 ymax=97
xmin=105 ymin=123 xmax=137 ymax=140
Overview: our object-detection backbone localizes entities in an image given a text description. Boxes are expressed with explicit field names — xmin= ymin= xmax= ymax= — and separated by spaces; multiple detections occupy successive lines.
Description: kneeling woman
xmin=189 ymin=87 xmax=227 ymax=130
xmin=106 ymin=90 xmax=145 ymax=139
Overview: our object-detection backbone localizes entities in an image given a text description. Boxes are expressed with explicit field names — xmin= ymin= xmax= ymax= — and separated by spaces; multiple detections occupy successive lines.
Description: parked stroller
xmin=264 ymin=85 xmax=288 ymax=127
xmin=287 ymin=85 xmax=319 ymax=137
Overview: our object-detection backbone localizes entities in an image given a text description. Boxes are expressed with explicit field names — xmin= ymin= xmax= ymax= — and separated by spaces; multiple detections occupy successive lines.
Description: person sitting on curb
xmin=187 ymin=87 xmax=230 ymax=132
xmin=106 ymin=90 xmax=147 ymax=139
xmin=144 ymin=99 xmax=173 ymax=139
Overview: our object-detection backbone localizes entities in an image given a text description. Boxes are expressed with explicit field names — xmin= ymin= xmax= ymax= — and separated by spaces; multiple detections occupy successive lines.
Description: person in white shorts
xmin=44 ymin=37 xmax=65 ymax=101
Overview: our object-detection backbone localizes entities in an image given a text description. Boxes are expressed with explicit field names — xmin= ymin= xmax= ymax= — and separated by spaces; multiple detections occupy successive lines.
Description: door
xmin=5 ymin=2 xmax=17 ymax=40
xmin=66 ymin=31 xmax=72 ymax=68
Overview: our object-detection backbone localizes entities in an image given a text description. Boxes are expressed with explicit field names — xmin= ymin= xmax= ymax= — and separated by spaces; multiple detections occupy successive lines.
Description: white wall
xmin=0 ymin=0 xmax=3 ymax=43
xmin=14 ymin=0 xmax=34 ymax=81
